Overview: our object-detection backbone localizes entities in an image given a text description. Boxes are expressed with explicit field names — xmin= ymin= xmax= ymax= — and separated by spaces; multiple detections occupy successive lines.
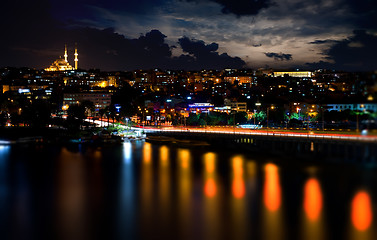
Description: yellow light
xmin=160 ymin=145 xmax=169 ymax=165
xmin=62 ymin=104 xmax=69 ymax=111
xmin=143 ymin=142 xmax=152 ymax=163
xmin=203 ymin=152 xmax=217 ymax=198
xmin=179 ymin=149 xmax=190 ymax=169
xmin=204 ymin=152 xmax=216 ymax=173
xmin=100 ymin=81 xmax=107 ymax=88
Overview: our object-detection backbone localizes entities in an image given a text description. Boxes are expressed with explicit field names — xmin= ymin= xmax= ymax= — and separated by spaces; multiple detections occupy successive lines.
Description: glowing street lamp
xmin=267 ymin=105 xmax=275 ymax=129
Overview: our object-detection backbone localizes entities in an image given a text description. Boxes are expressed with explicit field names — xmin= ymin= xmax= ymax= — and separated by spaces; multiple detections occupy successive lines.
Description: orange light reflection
xmin=303 ymin=178 xmax=323 ymax=222
xmin=204 ymin=152 xmax=217 ymax=198
xmin=204 ymin=178 xmax=217 ymax=198
xmin=180 ymin=149 xmax=190 ymax=169
xmin=263 ymin=163 xmax=281 ymax=212
xmin=143 ymin=142 xmax=152 ymax=163
xmin=160 ymin=145 xmax=169 ymax=165
xmin=351 ymin=191 xmax=373 ymax=231
xmin=232 ymin=156 xmax=245 ymax=199
xmin=205 ymin=153 xmax=216 ymax=173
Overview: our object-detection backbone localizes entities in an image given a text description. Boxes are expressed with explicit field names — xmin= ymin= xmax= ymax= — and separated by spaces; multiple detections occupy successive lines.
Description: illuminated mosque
xmin=45 ymin=44 xmax=78 ymax=71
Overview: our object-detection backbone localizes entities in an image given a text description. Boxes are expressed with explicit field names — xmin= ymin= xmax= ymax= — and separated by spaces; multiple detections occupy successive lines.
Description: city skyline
xmin=1 ymin=0 xmax=377 ymax=71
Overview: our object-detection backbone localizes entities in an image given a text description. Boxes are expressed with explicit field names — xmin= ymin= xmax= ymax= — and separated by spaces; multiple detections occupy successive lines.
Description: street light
xmin=267 ymin=105 xmax=275 ymax=130
xmin=321 ymin=106 xmax=325 ymax=131
xmin=308 ymin=109 xmax=313 ymax=131
xmin=286 ymin=112 xmax=289 ymax=129
xmin=253 ymin=109 xmax=257 ymax=126
xmin=356 ymin=104 xmax=365 ymax=132
xmin=125 ymin=117 xmax=129 ymax=131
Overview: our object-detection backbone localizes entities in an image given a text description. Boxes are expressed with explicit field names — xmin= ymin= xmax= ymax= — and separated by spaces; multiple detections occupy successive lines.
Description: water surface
xmin=0 ymin=142 xmax=376 ymax=240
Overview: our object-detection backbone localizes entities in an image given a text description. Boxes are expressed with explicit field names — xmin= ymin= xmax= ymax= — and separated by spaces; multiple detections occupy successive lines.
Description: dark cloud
xmin=0 ymin=0 xmax=246 ymax=70
xmin=305 ymin=61 xmax=335 ymax=70
xmin=306 ymin=30 xmax=377 ymax=71
xmin=179 ymin=38 xmax=219 ymax=54
xmin=265 ymin=52 xmax=292 ymax=61
xmin=185 ymin=0 xmax=272 ymax=16
xmin=175 ymin=37 xmax=245 ymax=69
xmin=0 ymin=11 xmax=243 ymax=71
xmin=345 ymin=0 xmax=377 ymax=31
xmin=2 ymin=0 xmax=377 ymax=71
xmin=215 ymin=0 xmax=272 ymax=16
xmin=309 ymin=40 xmax=339 ymax=45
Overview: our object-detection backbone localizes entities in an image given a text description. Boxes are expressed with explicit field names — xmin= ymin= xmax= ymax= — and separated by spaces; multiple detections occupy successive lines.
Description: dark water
xmin=0 ymin=142 xmax=376 ymax=240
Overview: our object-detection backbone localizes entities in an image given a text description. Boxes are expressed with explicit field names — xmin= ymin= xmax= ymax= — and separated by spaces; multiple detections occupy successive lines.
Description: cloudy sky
xmin=1 ymin=0 xmax=377 ymax=71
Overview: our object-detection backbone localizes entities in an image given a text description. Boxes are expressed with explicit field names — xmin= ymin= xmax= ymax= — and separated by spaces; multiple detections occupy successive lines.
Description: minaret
xmin=74 ymin=43 xmax=78 ymax=70
xmin=64 ymin=44 xmax=68 ymax=62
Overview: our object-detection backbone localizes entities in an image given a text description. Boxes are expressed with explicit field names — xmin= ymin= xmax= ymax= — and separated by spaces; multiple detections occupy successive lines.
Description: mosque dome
xmin=45 ymin=44 xmax=78 ymax=71
xmin=45 ymin=56 xmax=74 ymax=71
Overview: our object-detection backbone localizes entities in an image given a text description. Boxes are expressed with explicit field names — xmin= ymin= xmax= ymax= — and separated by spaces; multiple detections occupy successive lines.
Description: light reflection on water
xmin=0 ymin=141 xmax=377 ymax=240
xmin=177 ymin=148 xmax=192 ymax=239
xmin=0 ymin=145 xmax=10 ymax=230
xmin=230 ymin=156 xmax=247 ymax=239
xmin=203 ymin=152 xmax=220 ymax=240
xmin=301 ymin=177 xmax=325 ymax=240
xmin=56 ymin=147 xmax=87 ymax=240
xmin=158 ymin=145 xmax=171 ymax=228
xmin=262 ymin=163 xmax=284 ymax=240
xmin=117 ymin=141 xmax=135 ymax=238
xmin=349 ymin=190 xmax=374 ymax=240
xmin=204 ymin=152 xmax=216 ymax=198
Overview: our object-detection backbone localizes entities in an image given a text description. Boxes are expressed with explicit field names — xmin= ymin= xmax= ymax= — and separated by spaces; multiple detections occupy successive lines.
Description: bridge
xmin=144 ymin=127 xmax=377 ymax=164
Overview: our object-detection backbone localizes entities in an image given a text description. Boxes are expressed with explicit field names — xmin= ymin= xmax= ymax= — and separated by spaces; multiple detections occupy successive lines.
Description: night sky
xmin=1 ymin=0 xmax=377 ymax=71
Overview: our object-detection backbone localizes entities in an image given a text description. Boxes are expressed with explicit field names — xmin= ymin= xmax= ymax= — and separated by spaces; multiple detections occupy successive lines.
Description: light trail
xmin=141 ymin=126 xmax=377 ymax=142
xmin=83 ymin=117 xmax=377 ymax=142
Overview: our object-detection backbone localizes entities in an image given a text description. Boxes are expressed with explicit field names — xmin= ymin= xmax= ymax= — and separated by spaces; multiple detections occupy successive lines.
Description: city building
xmin=325 ymin=103 xmax=377 ymax=112
xmin=230 ymin=102 xmax=247 ymax=112
xmin=63 ymin=92 xmax=112 ymax=111
xmin=188 ymin=103 xmax=214 ymax=113
xmin=273 ymin=71 xmax=313 ymax=78
xmin=224 ymin=76 xmax=252 ymax=84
